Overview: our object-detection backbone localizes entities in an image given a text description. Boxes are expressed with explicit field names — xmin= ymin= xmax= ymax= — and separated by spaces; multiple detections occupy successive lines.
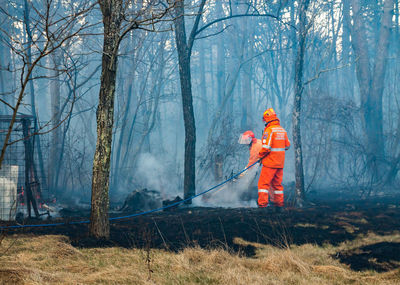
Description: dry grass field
xmin=2 ymin=199 xmax=400 ymax=284
xmin=1 ymin=232 xmax=400 ymax=284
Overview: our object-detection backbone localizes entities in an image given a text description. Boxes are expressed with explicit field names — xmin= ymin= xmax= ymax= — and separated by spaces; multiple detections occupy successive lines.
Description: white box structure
xmin=0 ymin=165 xmax=18 ymax=221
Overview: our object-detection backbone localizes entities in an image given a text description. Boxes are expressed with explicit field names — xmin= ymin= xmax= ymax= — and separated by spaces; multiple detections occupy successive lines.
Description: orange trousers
xmin=257 ymin=167 xmax=284 ymax=207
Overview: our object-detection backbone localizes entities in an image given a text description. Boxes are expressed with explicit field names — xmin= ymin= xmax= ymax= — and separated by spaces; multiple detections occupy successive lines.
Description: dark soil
xmin=2 ymin=194 xmax=400 ymax=272
xmin=338 ymin=242 xmax=400 ymax=272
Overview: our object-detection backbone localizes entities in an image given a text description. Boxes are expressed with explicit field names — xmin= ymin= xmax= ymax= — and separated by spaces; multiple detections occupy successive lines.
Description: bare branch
xmin=188 ymin=0 xmax=207 ymax=54
xmin=304 ymin=61 xmax=352 ymax=86
xmin=0 ymin=98 xmax=15 ymax=111
xmin=195 ymin=12 xmax=296 ymax=39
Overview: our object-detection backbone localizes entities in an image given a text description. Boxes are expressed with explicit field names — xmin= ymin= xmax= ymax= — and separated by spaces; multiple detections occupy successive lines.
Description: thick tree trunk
xmin=349 ymin=0 xmax=371 ymax=109
xmin=90 ymin=0 xmax=123 ymax=239
xmin=349 ymin=0 xmax=376 ymax=164
xmin=173 ymin=0 xmax=196 ymax=203
xmin=348 ymin=0 xmax=394 ymax=181
xmin=342 ymin=0 xmax=354 ymax=100
xmin=292 ymin=0 xmax=310 ymax=205
xmin=369 ymin=0 xmax=394 ymax=164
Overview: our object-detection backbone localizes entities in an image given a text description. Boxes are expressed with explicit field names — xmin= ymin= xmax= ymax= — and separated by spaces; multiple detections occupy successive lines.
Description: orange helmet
xmin=262 ymin=108 xmax=278 ymax=123
xmin=238 ymin=130 xmax=255 ymax=145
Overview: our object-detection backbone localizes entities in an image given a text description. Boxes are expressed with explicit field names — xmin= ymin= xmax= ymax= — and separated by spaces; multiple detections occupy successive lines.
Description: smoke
xmin=135 ymin=152 xmax=181 ymax=200
xmin=195 ymin=166 xmax=260 ymax=208
xmin=131 ymin=152 xmax=260 ymax=208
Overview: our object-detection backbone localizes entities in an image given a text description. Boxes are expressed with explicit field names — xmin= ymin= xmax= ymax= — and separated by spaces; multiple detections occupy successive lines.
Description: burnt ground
xmin=1 ymin=193 xmax=400 ymax=272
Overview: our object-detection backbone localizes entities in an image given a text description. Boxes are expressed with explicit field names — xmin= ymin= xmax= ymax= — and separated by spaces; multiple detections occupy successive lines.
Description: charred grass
xmin=2 ymin=203 xmax=400 ymax=284
xmin=1 ymin=233 xmax=400 ymax=284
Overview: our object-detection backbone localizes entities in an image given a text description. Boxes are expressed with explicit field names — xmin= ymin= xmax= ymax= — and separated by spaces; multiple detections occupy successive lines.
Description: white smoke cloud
xmin=135 ymin=152 xmax=262 ymax=208
xmin=195 ymin=166 xmax=260 ymax=208
xmin=136 ymin=152 xmax=181 ymax=200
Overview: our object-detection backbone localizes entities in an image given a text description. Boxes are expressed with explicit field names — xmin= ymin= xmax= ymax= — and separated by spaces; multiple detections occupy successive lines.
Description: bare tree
xmin=0 ymin=0 xmax=94 ymax=168
xmin=172 ymin=0 xmax=206 ymax=202
xmin=22 ymin=0 xmax=48 ymax=195
xmin=292 ymin=0 xmax=310 ymax=205
xmin=345 ymin=0 xmax=394 ymax=181
xmin=49 ymin=51 xmax=62 ymax=193
xmin=90 ymin=0 xmax=171 ymax=238
xmin=90 ymin=0 xmax=125 ymax=239
xmin=173 ymin=0 xmax=286 ymax=199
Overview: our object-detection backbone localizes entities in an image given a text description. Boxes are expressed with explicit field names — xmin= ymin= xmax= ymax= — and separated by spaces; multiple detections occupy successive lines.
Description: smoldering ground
xmin=196 ymin=166 xmax=260 ymax=208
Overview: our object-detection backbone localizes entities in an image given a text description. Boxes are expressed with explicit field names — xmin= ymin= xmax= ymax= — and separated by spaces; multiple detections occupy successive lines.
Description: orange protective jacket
xmin=259 ymin=120 xmax=290 ymax=168
xmin=247 ymin=138 xmax=262 ymax=168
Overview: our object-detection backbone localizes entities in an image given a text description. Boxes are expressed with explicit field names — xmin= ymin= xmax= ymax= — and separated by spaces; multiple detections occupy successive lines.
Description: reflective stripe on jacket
xmin=259 ymin=120 xmax=290 ymax=168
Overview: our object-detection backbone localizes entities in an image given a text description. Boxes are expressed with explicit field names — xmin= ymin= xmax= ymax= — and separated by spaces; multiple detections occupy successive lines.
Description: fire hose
xmin=0 ymin=160 xmax=260 ymax=230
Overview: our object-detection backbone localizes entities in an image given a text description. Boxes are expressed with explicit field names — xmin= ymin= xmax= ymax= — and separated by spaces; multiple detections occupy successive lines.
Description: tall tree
xmin=90 ymin=0 xmax=170 ymax=238
xmin=198 ymin=27 xmax=208 ymax=135
xmin=23 ymin=0 xmax=48 ymax=197
xmin=172 ymin=0 xmax=206 ymax=202
xmin=49 ymin=52 xmax=61 ymax=192
xmin=0 ymin=0 xmax=92 ymax=168
xmin=0 ymin=0 xmax=13 ymax=114
xmin=345 ymin=0 xmax=394 ymax=181
xmin=240 ymin=12 xmax=253 ymax=131
xmin=90 ymin=0 xmax=123 ymax=239
xmin=215 ymin=0 xmax=225 ymax=107
xmin=292 ymin=0 xmax=310 ymax=205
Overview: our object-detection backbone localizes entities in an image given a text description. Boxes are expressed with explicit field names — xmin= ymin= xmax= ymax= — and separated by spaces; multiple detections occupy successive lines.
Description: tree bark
xmin=173 ymin=0 xmax=196 ymax=202
xmin=369 ymin=0 xmax=394 ymax=165
xmin=172 ymin=0 xmax=206 ymax=202
xmin=341 ymin=0 xmax=354 ymax=100
xmin=292 ymin=0 xmax=310 ymax=205
xmin=90 ymin=0 xmax=123 ymax=239
xmin=347 ymin=0 xmax=394 ymax=180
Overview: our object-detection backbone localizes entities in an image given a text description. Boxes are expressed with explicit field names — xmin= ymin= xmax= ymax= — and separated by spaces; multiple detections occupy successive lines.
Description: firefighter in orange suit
xmin=238 ymin=130 xmax=262 ymax=201
xmin=258 ymin=108 xmax=290 ymax=209
xmin=238 ymin=130 xmax=262 ymax=172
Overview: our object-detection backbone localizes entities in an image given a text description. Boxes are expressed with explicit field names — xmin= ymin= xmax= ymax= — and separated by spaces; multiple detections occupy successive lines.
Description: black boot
xmin=258 ymin=205 xmax=274 ymax=213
